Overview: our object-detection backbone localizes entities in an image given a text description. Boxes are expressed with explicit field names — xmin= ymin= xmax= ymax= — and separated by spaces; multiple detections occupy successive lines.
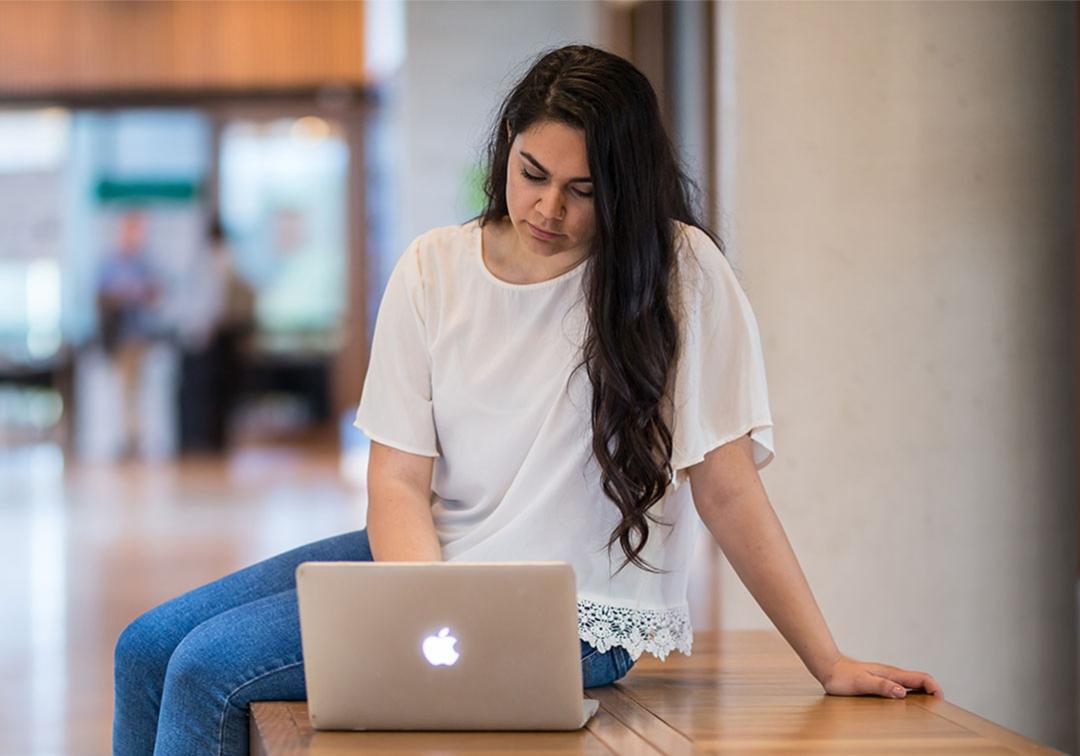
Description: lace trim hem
xmin=577 ymin=597 xmax=693 ymax=662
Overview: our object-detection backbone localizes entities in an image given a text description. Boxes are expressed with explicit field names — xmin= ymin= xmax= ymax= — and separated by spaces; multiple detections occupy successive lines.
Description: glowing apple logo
xmin=422 ymin=627 xmax=460 ymax=667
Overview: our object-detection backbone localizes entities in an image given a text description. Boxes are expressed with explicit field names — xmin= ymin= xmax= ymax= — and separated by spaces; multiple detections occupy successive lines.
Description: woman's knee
xmin=114 ymin=609 xmax=175 ymax=687
xmin=160 ymin=604 xmax=300 ymax=703
xmin=160 ymin=621 xmax=229 ymax=700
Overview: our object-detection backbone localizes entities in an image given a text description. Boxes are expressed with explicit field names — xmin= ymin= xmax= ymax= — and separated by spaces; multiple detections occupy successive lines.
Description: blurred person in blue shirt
xmin=96 ymin=209 xmax=163 ymax=459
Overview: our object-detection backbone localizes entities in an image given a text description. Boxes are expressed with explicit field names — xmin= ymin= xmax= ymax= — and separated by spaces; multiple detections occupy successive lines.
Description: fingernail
xmin=893 ymin=688 xmax=906 ymax=698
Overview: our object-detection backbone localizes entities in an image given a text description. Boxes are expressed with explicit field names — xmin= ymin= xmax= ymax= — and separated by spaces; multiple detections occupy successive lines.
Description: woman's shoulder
xmin=667 ymin=220 xmax=756 ymax=327
xmin=670 ymin=219 xmax=722 ymax=260
xmin=395 ymin=219 xmax=481 ymax=283
xmin=405 ymin=219 xmax=479 ymax=259
xmin=670 ymin=220 xmax=734 ymax=287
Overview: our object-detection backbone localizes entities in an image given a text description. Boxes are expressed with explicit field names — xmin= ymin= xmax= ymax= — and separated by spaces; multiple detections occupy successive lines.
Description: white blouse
xmin=354 ymin=218 xmax=774 ymax=660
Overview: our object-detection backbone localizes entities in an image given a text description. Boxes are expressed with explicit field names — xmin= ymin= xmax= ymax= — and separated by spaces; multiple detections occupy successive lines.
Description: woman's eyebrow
xmin=519 ymin=151 xmax=592 ymax=183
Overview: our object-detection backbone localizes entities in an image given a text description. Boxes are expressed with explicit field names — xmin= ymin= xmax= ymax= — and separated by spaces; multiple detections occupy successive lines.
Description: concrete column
xmin=716 ymin=1 xmax=1078 ymax=750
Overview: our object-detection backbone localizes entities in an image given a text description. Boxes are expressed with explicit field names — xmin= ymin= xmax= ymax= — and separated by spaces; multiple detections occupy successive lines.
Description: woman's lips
xmin=527 ymin=222 xmax=562 ymax=241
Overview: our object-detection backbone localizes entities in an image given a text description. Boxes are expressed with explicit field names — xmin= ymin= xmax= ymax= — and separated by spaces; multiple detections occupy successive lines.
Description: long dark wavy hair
xmin=473 ymin=45 xmax=722 ymax=573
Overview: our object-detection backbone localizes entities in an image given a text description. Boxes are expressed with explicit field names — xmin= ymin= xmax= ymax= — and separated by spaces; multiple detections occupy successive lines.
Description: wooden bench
xmin=251 ymin=629 xmax=1055 ymax=754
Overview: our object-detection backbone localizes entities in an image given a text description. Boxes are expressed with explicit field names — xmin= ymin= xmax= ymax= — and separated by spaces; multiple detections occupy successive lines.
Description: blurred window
xmin=219 ymin=117 xmax=349 ymax=354
xmin=0 ymin=109 xmax=69 ymax=363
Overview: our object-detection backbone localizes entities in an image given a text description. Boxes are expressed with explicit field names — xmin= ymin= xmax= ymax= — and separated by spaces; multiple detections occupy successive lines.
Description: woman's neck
xmin=482 ymin=217 xmax=587 ymax=285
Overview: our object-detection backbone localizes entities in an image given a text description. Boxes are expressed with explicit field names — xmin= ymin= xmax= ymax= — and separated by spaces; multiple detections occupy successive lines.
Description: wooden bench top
xmin=250 ymin=629 xmax=1055 ymax=755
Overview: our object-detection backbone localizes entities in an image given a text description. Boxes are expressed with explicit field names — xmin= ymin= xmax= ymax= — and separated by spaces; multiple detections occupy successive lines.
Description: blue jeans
xmin=112 ymin=528 xmax=636 ymax=755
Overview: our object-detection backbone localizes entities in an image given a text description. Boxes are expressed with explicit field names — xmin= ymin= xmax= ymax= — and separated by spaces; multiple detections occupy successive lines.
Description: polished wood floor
xmin=0 ymin=443 xmax=362 ymax=756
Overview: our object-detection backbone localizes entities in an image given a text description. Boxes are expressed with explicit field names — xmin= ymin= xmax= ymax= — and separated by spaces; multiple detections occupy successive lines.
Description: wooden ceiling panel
xmin=0 ymin=0 xmax=366 ymax=96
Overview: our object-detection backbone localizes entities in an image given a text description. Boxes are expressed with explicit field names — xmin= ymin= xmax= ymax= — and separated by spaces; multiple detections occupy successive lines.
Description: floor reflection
xmin=1 ymin=443 xmax=361 ymax=755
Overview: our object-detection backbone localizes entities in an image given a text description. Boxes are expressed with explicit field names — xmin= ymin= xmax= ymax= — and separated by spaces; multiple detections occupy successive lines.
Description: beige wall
xmin=715 ymin=1 xmax=1078 ymax=751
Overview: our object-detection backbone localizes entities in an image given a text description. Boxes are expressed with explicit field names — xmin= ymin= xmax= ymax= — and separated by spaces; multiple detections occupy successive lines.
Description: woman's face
xmin=504 ymin=120 xmax=596 ymax=263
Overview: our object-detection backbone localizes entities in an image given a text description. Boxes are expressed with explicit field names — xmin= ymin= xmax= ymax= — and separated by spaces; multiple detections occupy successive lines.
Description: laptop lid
xmin=296 ymin=561 xmax=598 ymax=731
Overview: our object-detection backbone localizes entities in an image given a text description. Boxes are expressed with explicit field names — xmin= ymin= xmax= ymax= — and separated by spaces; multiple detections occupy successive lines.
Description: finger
xmin=915 ymin=674 xmax=944 ymax=698
xmin=862 ymin=671 xmax=907 ymax=699
xmin=924 ymin=677 xmax=944 ymax=698
xmin=880 ymin=667 xmax=944 ymax=697
xmin=883 ymin=678 xmax=907 ymax=699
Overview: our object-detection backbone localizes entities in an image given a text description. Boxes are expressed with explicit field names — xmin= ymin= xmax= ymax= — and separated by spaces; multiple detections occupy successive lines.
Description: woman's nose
xmin=537 ymin=187 xmax=565 ymax=221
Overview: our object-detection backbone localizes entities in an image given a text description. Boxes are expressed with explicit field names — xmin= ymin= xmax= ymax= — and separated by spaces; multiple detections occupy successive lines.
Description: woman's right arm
xmin=366 ymin=440 xmax=443 ymax=562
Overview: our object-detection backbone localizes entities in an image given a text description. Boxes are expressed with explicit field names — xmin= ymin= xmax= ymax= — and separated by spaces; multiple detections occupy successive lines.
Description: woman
xmin=113 ymin=44 xmax=941 ymax=755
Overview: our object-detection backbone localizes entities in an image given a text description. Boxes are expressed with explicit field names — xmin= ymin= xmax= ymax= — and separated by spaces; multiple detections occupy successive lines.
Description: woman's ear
xmin=505 ymin=120 xmax=512 ymax=140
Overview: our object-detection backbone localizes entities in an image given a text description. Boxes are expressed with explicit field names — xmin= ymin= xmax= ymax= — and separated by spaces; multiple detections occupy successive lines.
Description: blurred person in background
xmin=179 ymin=214 xmax=254 ymax=452
xmin=207 ymin=215 xmax=255 ymax=448
xmin=96 ymin=209 xmax=162 ymax=459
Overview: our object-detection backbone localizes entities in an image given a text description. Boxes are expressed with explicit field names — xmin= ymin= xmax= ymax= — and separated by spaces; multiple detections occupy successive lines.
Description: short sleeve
xmin=353 ymin=240 xmax=440 ymax=457
xmin=669 ymin=227 xmax=774 ymax=487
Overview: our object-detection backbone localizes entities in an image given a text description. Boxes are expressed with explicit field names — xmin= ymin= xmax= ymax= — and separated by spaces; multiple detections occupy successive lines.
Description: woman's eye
xmin=520 ymin=168 xmax=593 ymax=199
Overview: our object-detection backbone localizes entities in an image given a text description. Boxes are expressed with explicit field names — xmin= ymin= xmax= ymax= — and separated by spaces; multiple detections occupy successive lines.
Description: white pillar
xmin=717 ymin=1 xmax=1078 ymax=750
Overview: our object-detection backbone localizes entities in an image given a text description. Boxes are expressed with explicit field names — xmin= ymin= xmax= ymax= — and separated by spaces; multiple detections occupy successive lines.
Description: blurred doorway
xmin=213 ymin=104 xmax=359 ymax=446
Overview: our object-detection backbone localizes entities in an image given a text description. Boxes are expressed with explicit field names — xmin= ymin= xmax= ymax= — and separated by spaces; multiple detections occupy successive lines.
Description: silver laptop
xmin=295 ymin=561 xmax=600 ymax=731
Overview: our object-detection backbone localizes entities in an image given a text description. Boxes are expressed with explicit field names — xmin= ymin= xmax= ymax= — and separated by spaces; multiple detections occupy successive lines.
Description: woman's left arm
xmin=686 ymin=434 xmax=944 ymax=699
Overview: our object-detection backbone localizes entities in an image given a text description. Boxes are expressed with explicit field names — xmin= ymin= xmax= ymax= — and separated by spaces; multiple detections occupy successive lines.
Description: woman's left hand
xmin=819 ymin=654 xmax=944 ymax=699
